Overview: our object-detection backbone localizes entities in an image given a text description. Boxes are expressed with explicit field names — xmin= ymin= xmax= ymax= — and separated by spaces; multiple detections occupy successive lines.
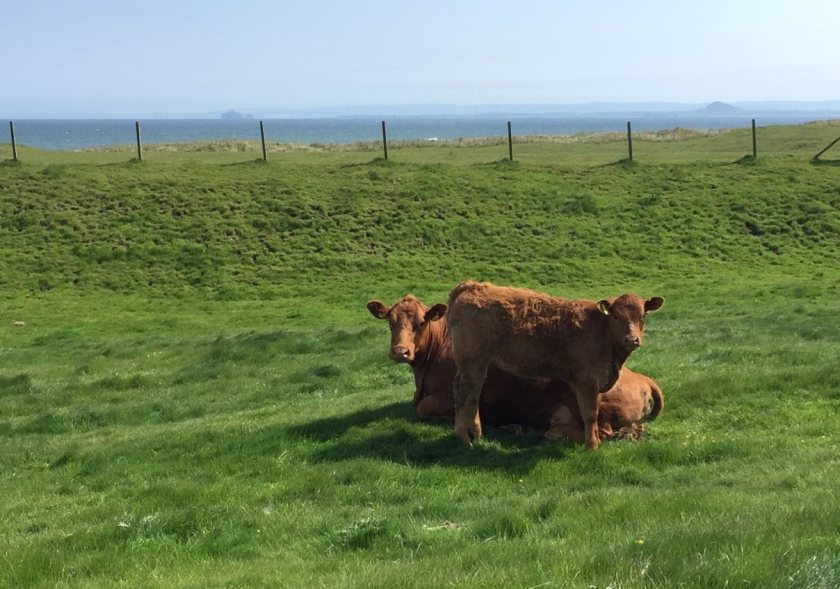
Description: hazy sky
xmin=3 ymin=0 xmax=839 ymax=117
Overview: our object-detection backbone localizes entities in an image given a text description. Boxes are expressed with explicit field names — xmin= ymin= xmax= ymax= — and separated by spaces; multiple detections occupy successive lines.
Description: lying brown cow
xmin=546 ymin=368 xmax=664 ymax=442
xmin=367 ymin=294 xmax=663 ymax=441
xmin=446 ymin=281 xmax=664 ymax=449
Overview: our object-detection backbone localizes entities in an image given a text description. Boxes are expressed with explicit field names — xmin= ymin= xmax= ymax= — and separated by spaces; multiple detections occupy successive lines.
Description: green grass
xmin=1 ymin=125 xmax=839 ymax=588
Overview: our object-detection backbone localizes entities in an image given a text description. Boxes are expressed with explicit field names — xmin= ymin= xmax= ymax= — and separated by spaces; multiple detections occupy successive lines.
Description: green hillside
xmin=2 ymin=124 xmax=839 ymax=299
xmin=1 ymin=126 xmax=839 ymax=588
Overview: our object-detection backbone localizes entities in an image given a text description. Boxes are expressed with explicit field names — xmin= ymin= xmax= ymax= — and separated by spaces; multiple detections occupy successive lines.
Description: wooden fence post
xmin=752 ymin=119 xmax=757 ymax=158
xmin=381 ymin=120 xmax=388 ymax=160
xmin=626 ymin=121 xmax=633 ymax=161
xmin=260 ymin=120 xmax=267 ymax=161
xmin=135 ymin=121 xmax=143 ymax=161
xmin=812 ymin=135 xmax=840 ymax=161
xmin=9 ymin=121 xmax=17 ymax=161
xmin=507 ymin=121 xmax=513 ymax=161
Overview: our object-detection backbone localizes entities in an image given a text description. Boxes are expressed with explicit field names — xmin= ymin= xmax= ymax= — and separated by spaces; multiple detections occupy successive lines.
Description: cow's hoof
xmin=584 ymin=438 xmax=601 ymax=450
xmin=454 ymin=428 xmax=474 ymax=447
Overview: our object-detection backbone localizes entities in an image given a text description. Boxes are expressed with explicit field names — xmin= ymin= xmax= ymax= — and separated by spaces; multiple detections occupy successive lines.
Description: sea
xmin=4 ymin=114 xmax=834 ymax=151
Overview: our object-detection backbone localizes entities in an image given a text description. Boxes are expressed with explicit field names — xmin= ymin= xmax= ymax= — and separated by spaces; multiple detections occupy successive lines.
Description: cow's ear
xmin=367 ymin=301 xmax=389 ymax=319
xmin=596 ymin=300 xmax=611 ymax=316
xmin=425 ymin=303 xmax=447 ymax=322
xmin=645 ymin=296 xmax=664 ymax=313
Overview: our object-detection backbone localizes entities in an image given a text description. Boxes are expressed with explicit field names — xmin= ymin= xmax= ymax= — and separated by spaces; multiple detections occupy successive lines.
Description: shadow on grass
xmin=287 ymin=401 xmax=415 ymax=441
xmin=734 ymin=154 xmax=762 ymax=165
xmin=338 ymin=157 xmax=397 ymax=169
xmin=288 ymin=401 xmax=576 ymax=474
xmin=479 ymin=158 xmax=517 ymax=167
xmin=63 ymin=399 xmax=578 ymax=480
xmin=593 ymin=158 xmax=638 ymax=169
xmin=172 ymin=329 xmax=329 ymax=385
xmin=313 ymin=429 xmax=571 ymax=475
xmin=224 ymin=158 xmax=269 ymax=167
xmin=811 ymin=158 xmax=840 ymax=167
xmin=98 ymin=159 xmax=145 ymax=168
xmin=0 ymin=373 xmax=33 ymax=395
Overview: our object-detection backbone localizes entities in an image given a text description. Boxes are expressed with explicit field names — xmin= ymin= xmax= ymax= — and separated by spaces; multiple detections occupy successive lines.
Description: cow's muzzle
xmin=624 ymin=335 xmax=641 ymax=349
xmin=390 ymin=346 xmax=413 ymax=362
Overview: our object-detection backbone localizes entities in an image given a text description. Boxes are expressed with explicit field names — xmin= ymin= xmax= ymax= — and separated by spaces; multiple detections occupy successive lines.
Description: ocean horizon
xmin=4 ymin=114 xmax=835 ymax=151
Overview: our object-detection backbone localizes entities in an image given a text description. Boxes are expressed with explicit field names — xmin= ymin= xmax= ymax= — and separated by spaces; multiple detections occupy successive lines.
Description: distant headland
xmin=207 ymin=101 xmax=840 ymax=120
xmin=220 ymin=109 xmax=255 ymax=120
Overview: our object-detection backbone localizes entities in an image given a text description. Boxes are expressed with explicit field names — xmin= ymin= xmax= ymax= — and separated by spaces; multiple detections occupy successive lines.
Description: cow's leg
xmin=573 ymin=385 xmax=601 ymax=450
xmin=453 ymin=360 xmax=487 ymax=446
xmin=416 ymin=393 xmax=454 ymax=420
xmin=545 ymin=405 xmax=585 ymax=442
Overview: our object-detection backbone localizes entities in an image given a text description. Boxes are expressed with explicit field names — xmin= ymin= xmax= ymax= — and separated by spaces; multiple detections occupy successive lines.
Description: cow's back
xmin=597 ymin=369 xmax=663 ymax=426
xmin=448 ymin=280 xmax=591 ymax=380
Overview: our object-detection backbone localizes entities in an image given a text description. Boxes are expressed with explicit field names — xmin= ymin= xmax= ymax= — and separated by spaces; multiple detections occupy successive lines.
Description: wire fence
xmin=5 ymin=118 xmax=840 ymax=164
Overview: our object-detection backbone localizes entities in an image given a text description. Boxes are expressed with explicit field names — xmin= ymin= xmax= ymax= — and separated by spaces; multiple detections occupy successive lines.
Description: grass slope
xmin=3 ymin=137 xmax=839 ymax=298
xmin=1 ymin=126 xmax=839 ymax=588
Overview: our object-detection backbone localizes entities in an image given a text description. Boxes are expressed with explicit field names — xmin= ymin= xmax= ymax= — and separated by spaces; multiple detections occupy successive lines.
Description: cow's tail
xmin=648 ymin=378 xmax=664 ymax=421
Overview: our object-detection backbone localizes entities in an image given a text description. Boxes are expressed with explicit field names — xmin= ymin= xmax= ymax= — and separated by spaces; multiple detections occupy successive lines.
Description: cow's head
xmin=597 ymin=294 xmax=664 ymax=352
xmin=367 ymin=295 xmax=446 ymax=363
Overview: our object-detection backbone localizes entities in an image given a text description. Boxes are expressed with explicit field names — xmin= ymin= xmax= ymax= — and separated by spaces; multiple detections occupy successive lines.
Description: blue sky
xmin=2 ymin=0 xmax=839 ymax=117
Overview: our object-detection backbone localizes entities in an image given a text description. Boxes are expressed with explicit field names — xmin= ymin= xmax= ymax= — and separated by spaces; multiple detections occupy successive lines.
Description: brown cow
xmin=446 ymin=281 xmax=664 ymax=449
xmin=366 ymin=294 xmax=663 ymax=440
xmin=545 ymin=369 xmax=664 ymax=442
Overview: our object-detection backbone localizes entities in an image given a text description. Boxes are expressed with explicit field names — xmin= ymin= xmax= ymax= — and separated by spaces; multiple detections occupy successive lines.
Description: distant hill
xmin=220 ymin=109 xmax=254 ymax=120
xmin=234 ymin=100 xmax=840 ymax=120
xmin=700 ymin=101 xmax=744 ymax=116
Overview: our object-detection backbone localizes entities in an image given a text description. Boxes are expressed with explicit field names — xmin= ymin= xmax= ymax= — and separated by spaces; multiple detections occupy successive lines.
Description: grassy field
xmin=1 ymin=124 xmax=839 ymax=588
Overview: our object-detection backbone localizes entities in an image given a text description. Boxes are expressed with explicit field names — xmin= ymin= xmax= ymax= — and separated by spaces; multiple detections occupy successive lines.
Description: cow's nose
xmin=625 ymin=335 xmax=640 ymax=348
xmin=390 ymin=346 xmax=412 ymax=362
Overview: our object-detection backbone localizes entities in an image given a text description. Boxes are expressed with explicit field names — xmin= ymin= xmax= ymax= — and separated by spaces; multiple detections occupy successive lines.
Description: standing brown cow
xmin=446 ymin=281 xmax=664 ymax=449
xmin=367 ymin=294 xmax=663 ymax=440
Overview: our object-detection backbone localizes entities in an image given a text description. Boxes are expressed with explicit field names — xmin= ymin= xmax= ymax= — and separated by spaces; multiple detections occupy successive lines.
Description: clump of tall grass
xmin=82 ymin=127 xmax=731 ymax=154
xmin=330 ymin=512 xmax=389 ymax=550
xmin=803 ymin=118 xmax=840 ymax=127
xmin=85 ymin=139 xmax=320 ymax=154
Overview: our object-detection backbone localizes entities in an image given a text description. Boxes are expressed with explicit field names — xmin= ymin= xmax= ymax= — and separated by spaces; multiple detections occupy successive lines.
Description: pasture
xmin=1 ymin=124 xmax=839 ymax=588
